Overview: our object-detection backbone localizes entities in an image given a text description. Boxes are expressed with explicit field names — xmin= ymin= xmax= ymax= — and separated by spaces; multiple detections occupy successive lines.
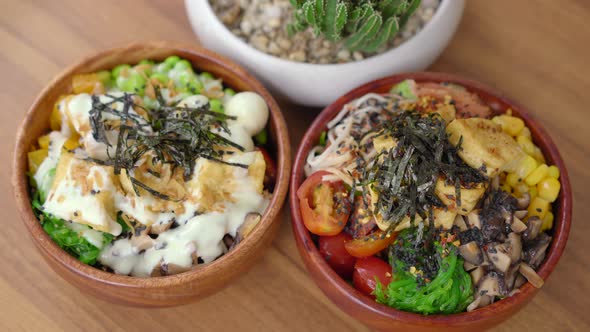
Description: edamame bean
xmin=118 ymin=74 xmax=146 ymax=95
xmin=200 ymin=72 xmax=214 ymax=82
xmin=209 ymin=99 xmax=223 ymax=113
xmin=150 ymin=73 xmax=169 ymax=84
xmin=164 ymin=55 xmax=180 ymax=66
xmin=174 ymin=60 xmax=193 ymax=72
xmin=154 ymin=62 xmax=173 ymax=75
xmin=112 ymin=64 xmax=131 ymax=79
xmin=186 ymin=80 xmax=203 ymax=94
xmin=224 ymin=88 xmax=236 ymax=97
xmin=177 ymin=72 xmax=202 ymax=93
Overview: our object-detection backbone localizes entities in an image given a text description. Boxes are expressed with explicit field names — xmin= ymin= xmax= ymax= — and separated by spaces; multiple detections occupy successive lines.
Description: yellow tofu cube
xmin=446 ymin=118 xmax=524 ymax=177
xmin=248 ymin=151 xmax=266 ymax=194
xmin=434 ymin=104 xmax=456 ymax=123
xmin=433 ymin=208 xmax=457 ymax=229
xmin=43 ymin=153 xmax=120 ymax=234
xmin=435 ymin=177 xmax=486 ymax=215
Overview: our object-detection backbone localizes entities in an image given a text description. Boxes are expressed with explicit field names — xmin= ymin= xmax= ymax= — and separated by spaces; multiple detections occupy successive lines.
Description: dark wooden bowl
xmin=12 ymin=41 xmax=291 ymax=307
xmin=290 ymin=72 xmax=572 ymax=331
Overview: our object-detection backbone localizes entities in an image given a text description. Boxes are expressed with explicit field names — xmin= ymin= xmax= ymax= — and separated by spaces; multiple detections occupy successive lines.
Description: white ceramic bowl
xmin=185 ymin=0 xmax=465 ymax=107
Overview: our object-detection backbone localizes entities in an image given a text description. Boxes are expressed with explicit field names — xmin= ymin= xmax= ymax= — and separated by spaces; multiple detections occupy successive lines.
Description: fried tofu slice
xmin=435 ymin=177 xmax=486 ymax=216
xmin=434 ymin=104 xmax=457 ymax=123
xmin=433 ymin=208 xmax=457 ymax=230
xmin=446 ymin=118 xmax=524 ymax=177
xmin=43 ymin=152 xmax=122 ymax=235
xmin=248 ymin=150 xmax=266 ymax=194
xmin=186 ymin=150 xmax=266 ymax=212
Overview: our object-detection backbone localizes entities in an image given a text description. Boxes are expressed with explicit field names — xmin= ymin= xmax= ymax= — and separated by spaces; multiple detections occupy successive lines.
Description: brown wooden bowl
xmin=12 ymin=41 xmax=291 ymax=307
xmin=290 ymin=72 xmax=572 ymax=331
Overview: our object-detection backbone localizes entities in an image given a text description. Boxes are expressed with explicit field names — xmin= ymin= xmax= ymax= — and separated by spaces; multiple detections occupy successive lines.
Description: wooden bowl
xmin=12 ymin=41 xmax=291 ymax=307
xmin=290 ymin=72 xmax=572 ymax=331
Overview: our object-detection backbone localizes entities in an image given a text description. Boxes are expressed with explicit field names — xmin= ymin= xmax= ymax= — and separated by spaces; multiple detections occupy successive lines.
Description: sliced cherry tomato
xmin=353 ymin=257 xmax=393 ymax=297
xmin=344 ymin=230 xmax=398 ymax=258
xmin=257 ymin=147 xmax=276 ymax=190
xmin=297 ymin=171 xmax=352 ymax=236
xmin=319 ymin=233 xmax=356 ymax=278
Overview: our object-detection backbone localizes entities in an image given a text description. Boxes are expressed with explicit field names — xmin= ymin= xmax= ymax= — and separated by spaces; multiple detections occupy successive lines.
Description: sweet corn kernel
xmin=28 ymin=149 xmax=48 ymax=174
xmin=525 ymin=164 xmax=549 ymax=186
xmin=515 ymin=155 xmax=538 ymax=179
xmin=537 ymin=177 xmax=561 ymax=202
xmin=541 ymin=211 xmax=554 ymax=232
xmin=38 ymin=135 xmax=50 ymax=149
xmin=529 ymin=186 xmax=538 ymax=200
xmin=517 ymin=135 xmax=536 ymax=156
xmin=528 ymin=197 xmax=550 ymax=220
xmin=500 ymin=183 xmax=513 ymax=194
xmin=493 ymin=115 xmax=525 ymax=136
xmin=532 ymin=146 xmax=546 ymax=164
xmin=518 ymin=126 xmax=532 ymax=138
xmin=548 ymin=165 xmax=560 ymax=179
xmin=506 ymin=173 xmax=522 ymax=187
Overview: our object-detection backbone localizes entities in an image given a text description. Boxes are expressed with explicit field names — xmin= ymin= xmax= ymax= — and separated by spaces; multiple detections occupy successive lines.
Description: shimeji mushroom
xmin=519 ymin=262 xmax=544 ymax=288
xmin=459 ymin=241 xmax=484 ymax=266
xmin=229 ymin=213 xmax=262 ymax=250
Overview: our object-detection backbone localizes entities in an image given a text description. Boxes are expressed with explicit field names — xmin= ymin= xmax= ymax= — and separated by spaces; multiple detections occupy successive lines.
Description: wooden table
xmin=1 ymin=1 xmax=588 ymax=331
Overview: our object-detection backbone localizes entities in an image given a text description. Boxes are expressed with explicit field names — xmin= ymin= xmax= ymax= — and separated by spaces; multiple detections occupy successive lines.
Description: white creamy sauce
xmin=37 ymin=87 xmax=270 ymax=277
xmin=34 ymin=131 xmax=67 ymax=197
xmin=99 ymin=151 xmax=268 ymax=277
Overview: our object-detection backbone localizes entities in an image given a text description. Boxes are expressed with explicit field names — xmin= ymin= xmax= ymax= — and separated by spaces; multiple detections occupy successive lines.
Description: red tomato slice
xmin=319 ymin=233 xmax=356 ymax=278
xmin=257 ymin=147 xmax=277 ymax=190
xmin=297 ymin=171 xmax=352 ymax=236
xmin=353 ymin=257 xmax=393 ymax=297
xmin=344 ymin=231 xmax=398 ymax=258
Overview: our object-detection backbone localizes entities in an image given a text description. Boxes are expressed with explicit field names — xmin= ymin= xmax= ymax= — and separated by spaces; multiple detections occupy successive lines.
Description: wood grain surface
xmin=1 ymin=0 xmax=588 ymax=331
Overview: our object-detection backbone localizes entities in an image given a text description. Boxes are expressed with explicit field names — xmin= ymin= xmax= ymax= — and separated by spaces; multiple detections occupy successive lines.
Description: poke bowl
xmin=290 ymin=72 xmax=572 ymax=331
xmin=12 ymin=41 xmax=291 ymax=307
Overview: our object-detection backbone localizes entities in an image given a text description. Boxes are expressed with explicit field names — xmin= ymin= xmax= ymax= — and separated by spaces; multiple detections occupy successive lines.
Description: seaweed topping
xmin=88 ymin=88 xmax=246 ymax=200
xmin=360 ymin=111 xmax=486 ymax=234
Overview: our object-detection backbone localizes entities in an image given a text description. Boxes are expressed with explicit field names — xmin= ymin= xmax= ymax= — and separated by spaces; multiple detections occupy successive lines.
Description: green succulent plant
xmin=288 ymin=0 xmax=422 ymax=53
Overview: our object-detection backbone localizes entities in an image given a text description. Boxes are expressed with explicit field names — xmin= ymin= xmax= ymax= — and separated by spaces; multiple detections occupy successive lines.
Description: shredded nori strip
xmin=87 ymin=89 xmax=246 ymax=200
xmin=359 ymin=111 xmax=486 ymax=234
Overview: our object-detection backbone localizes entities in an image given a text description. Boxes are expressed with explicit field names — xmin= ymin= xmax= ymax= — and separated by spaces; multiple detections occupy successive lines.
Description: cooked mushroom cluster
xmin=454 ymin=187 xmax=551 ymax=311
